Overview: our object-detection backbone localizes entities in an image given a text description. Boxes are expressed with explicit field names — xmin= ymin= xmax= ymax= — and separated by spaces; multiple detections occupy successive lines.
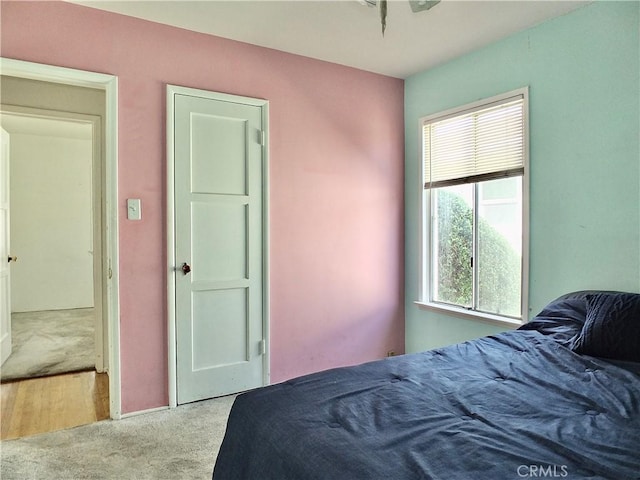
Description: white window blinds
xmin=423 ymin=96 xmax=524 ymax=188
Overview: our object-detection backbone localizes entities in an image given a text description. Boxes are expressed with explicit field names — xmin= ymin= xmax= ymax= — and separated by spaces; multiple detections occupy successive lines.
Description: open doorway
xmin=0 ymin=111 xmax=104 ymax=382
xmin=0 ymin=61 xmax=120 ymax=434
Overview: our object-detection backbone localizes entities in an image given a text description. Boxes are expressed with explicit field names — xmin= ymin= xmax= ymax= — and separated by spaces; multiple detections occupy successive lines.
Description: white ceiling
xmin=70 ymin=0 xmax=590 ymax=79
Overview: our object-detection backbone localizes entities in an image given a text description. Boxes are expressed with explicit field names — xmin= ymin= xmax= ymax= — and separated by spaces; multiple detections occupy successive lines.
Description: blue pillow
xmin=519 ymin=297 xmax=586 ymax=344
xmin=571 ymin=292 xmax=640 ymax=362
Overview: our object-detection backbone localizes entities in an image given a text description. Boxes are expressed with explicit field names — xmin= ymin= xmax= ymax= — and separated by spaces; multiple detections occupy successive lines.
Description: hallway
xmin=1 ymin=308 xmax=95 ymax=382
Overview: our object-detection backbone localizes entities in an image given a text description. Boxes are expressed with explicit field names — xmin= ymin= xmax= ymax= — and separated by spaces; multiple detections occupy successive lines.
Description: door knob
xmin=7 ymin=255 xmax=17 ymax=263
xmin=181 ymin=262 xmax=191 ymax=274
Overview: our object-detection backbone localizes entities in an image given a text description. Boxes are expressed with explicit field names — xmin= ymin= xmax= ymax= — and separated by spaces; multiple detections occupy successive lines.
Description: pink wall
xmin=1 ymin=1 xmax=405 ymax=413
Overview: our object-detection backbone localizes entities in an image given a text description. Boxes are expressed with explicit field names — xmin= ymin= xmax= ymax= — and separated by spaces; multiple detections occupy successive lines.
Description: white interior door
xmin=1 ymin=127 xmax=12 ymax=365
xmin=173 ymin=89 xmax=267 ymax=404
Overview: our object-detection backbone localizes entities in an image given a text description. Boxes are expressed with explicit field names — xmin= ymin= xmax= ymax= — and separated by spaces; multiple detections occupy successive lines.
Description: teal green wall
xmin=404 ymin=1 xmax=640 ymax=353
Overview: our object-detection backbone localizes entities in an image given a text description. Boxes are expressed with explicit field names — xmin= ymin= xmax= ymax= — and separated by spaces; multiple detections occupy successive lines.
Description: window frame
xmin=416 ymin=88 xmax=530 ymax=327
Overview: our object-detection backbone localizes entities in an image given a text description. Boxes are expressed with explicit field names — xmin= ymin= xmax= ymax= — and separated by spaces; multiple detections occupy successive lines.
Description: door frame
xmin=0 ymin=127 xmax=11 ymax=366
xmin=166 ymin=84 xmax=270 ymax=408
xmin=0 ymin=57 xmax=122 ymax=419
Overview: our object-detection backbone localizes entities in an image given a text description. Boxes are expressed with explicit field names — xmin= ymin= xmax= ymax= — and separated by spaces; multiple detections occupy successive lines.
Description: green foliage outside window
xmin=436 ymin=190 xmax=521 ymax=317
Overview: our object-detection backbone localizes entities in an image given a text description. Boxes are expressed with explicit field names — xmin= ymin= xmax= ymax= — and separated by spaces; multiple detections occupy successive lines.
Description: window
xmin=420 ymin=89 xmax=528 ymax=323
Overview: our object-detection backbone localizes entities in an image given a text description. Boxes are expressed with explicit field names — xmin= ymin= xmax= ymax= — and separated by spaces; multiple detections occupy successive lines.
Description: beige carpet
xmin=1 ymin=308 xmax=95 ymax=382
xmin=0 ymin=395 xmax=235 ymax=480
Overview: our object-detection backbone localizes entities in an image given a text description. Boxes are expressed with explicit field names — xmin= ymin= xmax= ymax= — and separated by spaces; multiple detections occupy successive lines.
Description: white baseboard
xmin=119 ymin=405 xmax=169 ymax=419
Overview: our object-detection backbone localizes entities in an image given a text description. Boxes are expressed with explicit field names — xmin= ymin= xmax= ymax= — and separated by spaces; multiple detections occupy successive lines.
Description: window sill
xmin=414 ymin=301 xmax=524 ymax=328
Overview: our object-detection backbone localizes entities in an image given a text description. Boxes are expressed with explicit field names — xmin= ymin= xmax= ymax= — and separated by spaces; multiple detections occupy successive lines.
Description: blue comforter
xmin=213 ymin=302 xmax=640 ymax=479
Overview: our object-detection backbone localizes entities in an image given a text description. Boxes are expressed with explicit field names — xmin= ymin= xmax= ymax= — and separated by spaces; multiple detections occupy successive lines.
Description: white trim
xmin=260 ymin=102 xmax=271 ymax=388
xmin=92 ymin=115 xmax=105 ymax=373
xmin=166 ymin=87 xmax=177 ymax=408
xmin=414 ymin=301 xmax=523 ymax=328
xmin=1 ymin=57 xmax=122 ymax=419
xmin=166 ymin=85 xmax=270 ymax=408
xmin=417 ymin=86 xmax=530 ymax=324
xmin=0 ymin=58 xmax=116 ymax=89
xmin=168 ymin=85 xmax=268 ymax=108
xmin=520 ymin=89 xmax=531 ymax=321
xmin=420 ymin=88 xmax=528 ymax=125
xmin=119 ymin=405 xmax=169 ymax=419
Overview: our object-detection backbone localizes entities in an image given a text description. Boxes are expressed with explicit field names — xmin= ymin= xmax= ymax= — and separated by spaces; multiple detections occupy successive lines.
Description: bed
xmin=212 ymin=291 xmax=640 ymax=479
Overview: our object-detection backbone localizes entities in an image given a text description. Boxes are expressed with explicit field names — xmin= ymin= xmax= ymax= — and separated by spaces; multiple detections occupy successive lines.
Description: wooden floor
xmin=1 ymin=370 xmax=109 ymax=440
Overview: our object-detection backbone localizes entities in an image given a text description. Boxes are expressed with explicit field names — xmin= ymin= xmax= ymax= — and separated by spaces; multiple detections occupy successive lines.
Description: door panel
xmin=191 ymin=201 xmax=248 ymax=282
xmin=174 ymin=92 xmax=265 ymax=404
xmin=192 ymin=288 xmax=247 ymax=369
xmin=191 ymin=114 xmax=247 ymax=195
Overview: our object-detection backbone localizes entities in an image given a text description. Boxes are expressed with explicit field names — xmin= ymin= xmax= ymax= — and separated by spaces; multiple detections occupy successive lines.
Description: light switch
xmin=127 ymin=198 xmax=141 ymax=220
